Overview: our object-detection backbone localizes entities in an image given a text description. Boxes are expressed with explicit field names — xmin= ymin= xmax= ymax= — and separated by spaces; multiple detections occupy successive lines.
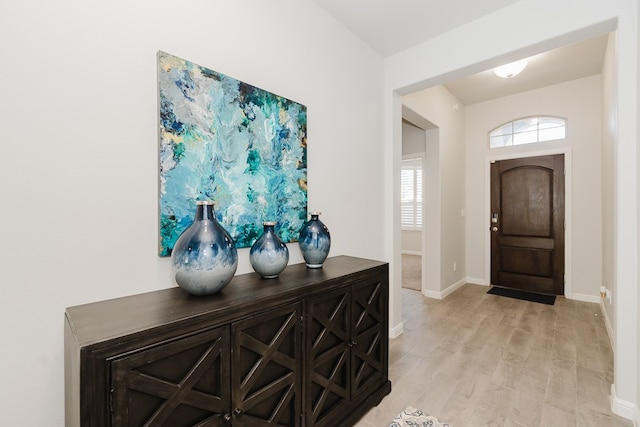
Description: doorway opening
xmin=401 ymin=106 xmax=438 ymax=295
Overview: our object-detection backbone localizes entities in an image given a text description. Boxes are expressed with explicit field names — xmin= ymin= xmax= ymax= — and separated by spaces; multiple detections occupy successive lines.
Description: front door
xmin=490 ymin=154 xmax=565 ymax=295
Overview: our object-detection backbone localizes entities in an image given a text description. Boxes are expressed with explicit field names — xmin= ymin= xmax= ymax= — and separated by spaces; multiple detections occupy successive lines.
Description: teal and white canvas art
xmin=158 ymin=51 xmax=307 ymax=256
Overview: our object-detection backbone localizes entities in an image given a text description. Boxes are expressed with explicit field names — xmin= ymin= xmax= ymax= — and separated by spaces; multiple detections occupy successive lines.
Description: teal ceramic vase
xmin=170 ymin=201 xmax=238 ymax=296
xmin=250 ymin=222 xmax=289 ymax=278
xmin=299 ymin=212 xmax=331 ymax=268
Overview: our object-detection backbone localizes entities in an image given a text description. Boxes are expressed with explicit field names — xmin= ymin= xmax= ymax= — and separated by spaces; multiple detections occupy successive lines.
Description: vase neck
xmin=263 ymin=223 xmax=276 ymax=233
xmin=195 ymin=202 xmax=216 ymax=221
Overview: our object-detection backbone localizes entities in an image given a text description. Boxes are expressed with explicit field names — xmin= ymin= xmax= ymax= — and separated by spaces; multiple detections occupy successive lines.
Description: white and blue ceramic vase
xmin=170 ymin=200 xmax=238 ymax=296
xmin=299 ymin=212 xmax=331 ymax=268
xmin=250 ymin=222 xmax=289 ymax=278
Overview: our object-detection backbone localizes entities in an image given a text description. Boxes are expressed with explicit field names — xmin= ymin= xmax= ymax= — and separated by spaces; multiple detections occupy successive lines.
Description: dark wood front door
xmin=490 ymin=154 xmax=565 ymax=295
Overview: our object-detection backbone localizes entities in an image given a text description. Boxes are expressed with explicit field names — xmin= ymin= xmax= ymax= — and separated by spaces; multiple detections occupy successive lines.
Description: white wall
xmin=402 ymin=122 xmax=427 ymax=155
xmin=465 ymin=75 xmax=603 ymax=300
xmin=383 ymin=0 xmax=638 ymax=419
xmin=637 ymin=4 xmax=640 ymax=422
xmin=0 ymin=1 xmax=384 ymax=425
xmin=401 ymin=230 xmax=421 ymax=254
xmin=602 ymin=33 xmax=616 ymax=331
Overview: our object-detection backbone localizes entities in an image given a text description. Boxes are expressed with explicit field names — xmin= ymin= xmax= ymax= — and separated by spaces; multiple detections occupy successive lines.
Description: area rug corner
xmin=389 ymin=406 xmax=450 ymax=427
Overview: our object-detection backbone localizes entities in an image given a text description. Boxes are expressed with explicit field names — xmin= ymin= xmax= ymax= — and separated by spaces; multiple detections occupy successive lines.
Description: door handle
xmin=492 ymin=226 xmax=498 ymax=232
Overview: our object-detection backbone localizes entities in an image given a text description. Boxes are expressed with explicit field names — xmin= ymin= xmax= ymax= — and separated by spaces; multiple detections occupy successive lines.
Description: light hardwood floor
xmin=355 ymin=284 xmax=633 ymax=427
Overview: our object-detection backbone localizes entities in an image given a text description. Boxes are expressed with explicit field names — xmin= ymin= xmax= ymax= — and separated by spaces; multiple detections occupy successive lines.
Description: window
xmin=489 ymin=116 xmax=566 ymax=148
xmin=401 ymin=158 xmax=422 ymax=230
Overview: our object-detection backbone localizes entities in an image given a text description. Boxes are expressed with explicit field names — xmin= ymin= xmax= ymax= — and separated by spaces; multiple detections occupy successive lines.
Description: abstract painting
xmin=158 ymin=51 xmax=307 ymax=256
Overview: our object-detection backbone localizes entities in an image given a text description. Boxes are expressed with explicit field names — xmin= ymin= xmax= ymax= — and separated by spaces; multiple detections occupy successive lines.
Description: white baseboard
xmin=571 ymin=292 xmax=600 ymax=303
xmin=600 ymin=299 xmax=615 ymax=353
xmin=401 ymin=250 xmax=422 ymax=256
xmin=389 ymin=321 xmax=404 ymax=338
xmin=611 ymin=384 xmax=638 ymax=422
xmin=466 ymin=277 xmax=489 ymax=286
xmin=423 ymin=278 xmax=466 ymax=300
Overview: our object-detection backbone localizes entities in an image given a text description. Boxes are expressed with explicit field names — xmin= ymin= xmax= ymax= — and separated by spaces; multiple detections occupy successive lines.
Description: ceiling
xmin=444 ymin=35 xmax=608 ymax=105
xmin=311 ymin=0 xmax=524 ymax=57
xmin=312 ymin=0 xmax=609 ymax=105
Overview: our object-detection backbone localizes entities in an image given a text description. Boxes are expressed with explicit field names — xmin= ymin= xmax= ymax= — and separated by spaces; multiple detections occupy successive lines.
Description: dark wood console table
xmin=65 ymin=255 xmax=390 ymax=426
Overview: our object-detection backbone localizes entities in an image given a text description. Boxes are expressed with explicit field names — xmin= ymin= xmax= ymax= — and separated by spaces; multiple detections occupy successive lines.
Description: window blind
xmin=401 ymin=158 xmax=423 ymax=230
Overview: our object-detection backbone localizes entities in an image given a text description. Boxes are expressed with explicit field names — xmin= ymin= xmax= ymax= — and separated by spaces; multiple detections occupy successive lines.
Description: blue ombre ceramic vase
xmin=299 ymin=212 xmax=331 ymax=268
xmin=171 ymin=201 xmax=238 ymax=296
xmin=250 ymin=222 xmax=289 ymax=278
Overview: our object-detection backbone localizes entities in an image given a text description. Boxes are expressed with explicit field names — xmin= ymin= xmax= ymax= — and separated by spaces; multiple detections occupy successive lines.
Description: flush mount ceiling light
xmin=494 ymin=59 xmax=528 ymax=78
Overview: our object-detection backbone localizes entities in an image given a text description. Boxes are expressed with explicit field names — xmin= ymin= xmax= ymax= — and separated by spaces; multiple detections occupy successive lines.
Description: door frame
xmin=484 ymin=147 xmax=572 ymax=298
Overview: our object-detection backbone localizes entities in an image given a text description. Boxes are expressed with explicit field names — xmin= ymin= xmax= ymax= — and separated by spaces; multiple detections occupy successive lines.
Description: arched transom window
xmin=489 ymin=116 xmax=566 ymax=148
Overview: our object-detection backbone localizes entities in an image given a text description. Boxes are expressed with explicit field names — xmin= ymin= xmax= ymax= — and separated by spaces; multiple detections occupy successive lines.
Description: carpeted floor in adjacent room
xmin=402 ymin=254 xmax=421 ymax=291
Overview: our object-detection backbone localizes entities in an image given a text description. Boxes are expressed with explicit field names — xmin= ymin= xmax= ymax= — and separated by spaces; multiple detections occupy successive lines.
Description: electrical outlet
xmin=453 ymin=262 xmax=457 ymax=272
xmin=600 ymin=286 xmax=612 ymax=304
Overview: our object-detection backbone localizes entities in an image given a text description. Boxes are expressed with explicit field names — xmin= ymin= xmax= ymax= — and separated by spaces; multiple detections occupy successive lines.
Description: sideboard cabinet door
xmin=305 ymin=275 xmax=389 ymax=427
xmin=110 ymin=326 xmax=231 ymax=427
xmin=305 ymin=287 xmax=351 ymax=427
xmin=231 ymin=303 xmax=303 ymax=426
xmin=351 ymin=278 xmax=388 ymax=401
